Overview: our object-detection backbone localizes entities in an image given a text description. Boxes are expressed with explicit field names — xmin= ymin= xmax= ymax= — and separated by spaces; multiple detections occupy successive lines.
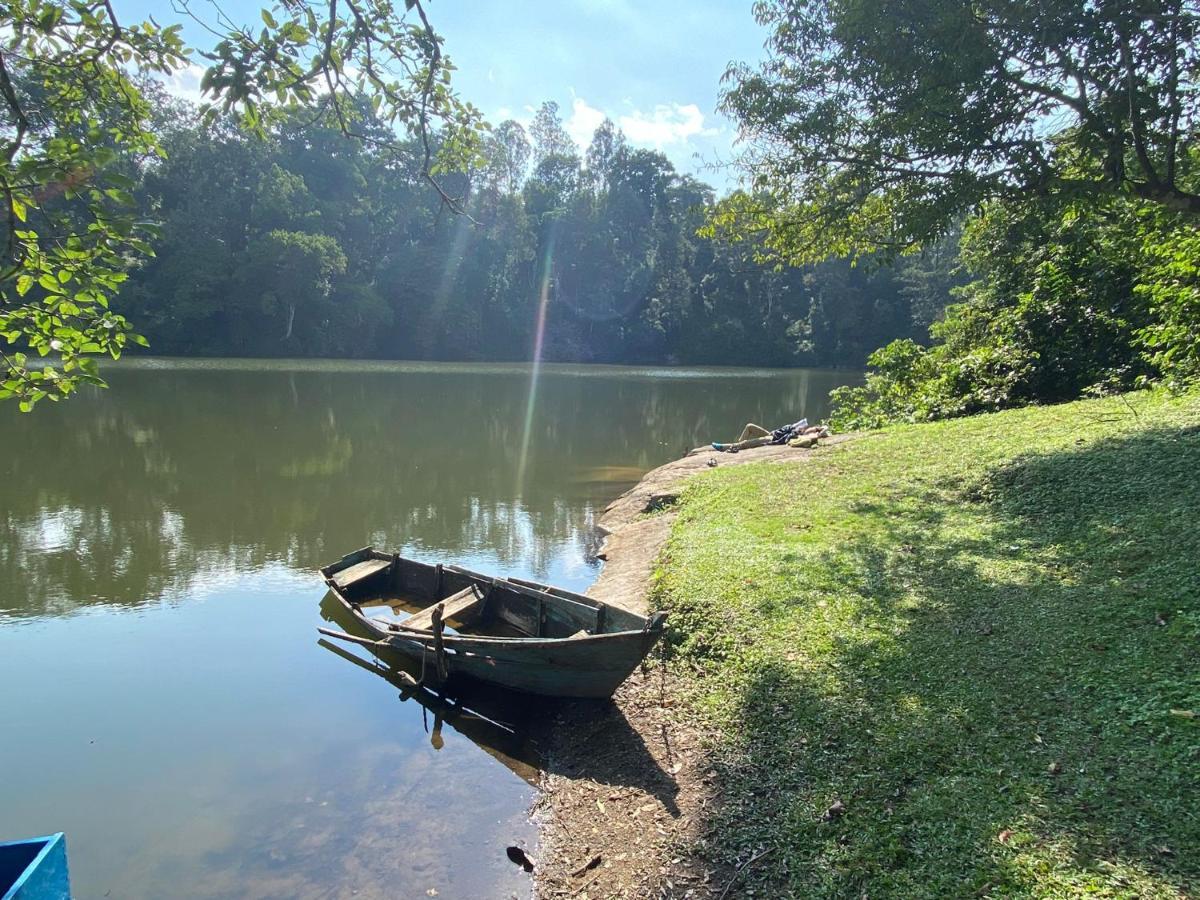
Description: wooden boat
xmin=318 ymin=547 xmax=667 ymax=699
xmin=0 ymin=833 xmax=70 ymax=900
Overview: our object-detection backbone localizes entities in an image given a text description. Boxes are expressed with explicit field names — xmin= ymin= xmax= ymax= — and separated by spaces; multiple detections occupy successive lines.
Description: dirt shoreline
xmin=531 ymin=438 xmax=850 ymax=898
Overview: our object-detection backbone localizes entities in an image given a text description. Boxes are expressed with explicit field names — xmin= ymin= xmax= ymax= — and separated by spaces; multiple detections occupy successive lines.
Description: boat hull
xmin=0 ymin=833 xmax=70 ymax=900
xmin=319 ymin=548 xmax=666 ymax=699
xmin=353 ymin=612 xmax=660 ymax=698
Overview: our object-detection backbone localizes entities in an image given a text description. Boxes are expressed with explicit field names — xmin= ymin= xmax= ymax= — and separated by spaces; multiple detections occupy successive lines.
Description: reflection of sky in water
xmin=0 ymin=580 xmax=536 ymax=899
xmin=30 ymin=507 xmax=81 ymax=551
xmin=0 ymin=359 xmax=859 ymax=898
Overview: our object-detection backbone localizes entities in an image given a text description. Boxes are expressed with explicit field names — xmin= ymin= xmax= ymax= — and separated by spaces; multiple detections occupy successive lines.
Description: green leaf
xmin=11 ymin=198 xmax=26 ymax=222
xmin=15 ymin=275 xmax=34 ymax=296
xmin=37 ymin=6 xmax=63 ymax=30
xmin=104 ymin=188 xmax=136 ymax=206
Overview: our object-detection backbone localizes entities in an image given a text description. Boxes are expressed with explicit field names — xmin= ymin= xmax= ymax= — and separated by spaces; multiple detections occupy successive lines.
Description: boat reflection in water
xmin=317 ymin=593 xmax=542 ymax=786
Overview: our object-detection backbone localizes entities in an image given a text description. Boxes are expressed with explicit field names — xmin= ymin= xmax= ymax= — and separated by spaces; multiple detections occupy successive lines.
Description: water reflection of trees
xmin=1 ymin=364 xmax=847 ymax=618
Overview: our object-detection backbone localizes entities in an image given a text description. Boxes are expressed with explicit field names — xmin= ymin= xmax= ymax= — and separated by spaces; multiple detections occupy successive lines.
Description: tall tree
xmin=483 ymin=120 xmax=531 ymax=196
xmin=716 ymin=0 xmax=1200 ymax=262
xmin=584 ymin=118 xmax=627 ymax=190
xmin=241 ymin=230 xmax=347 ymax=343
xmin=529 ymin=101 xmax=576 ymax=165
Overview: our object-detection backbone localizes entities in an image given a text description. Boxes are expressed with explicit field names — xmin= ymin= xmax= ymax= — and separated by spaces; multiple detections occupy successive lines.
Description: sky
xmin=115 ymin=0 xmax=770 ymax=194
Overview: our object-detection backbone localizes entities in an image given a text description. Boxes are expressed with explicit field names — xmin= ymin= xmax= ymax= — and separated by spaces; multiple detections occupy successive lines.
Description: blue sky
xmin=117 ymin=0 xmax=768 ymax=193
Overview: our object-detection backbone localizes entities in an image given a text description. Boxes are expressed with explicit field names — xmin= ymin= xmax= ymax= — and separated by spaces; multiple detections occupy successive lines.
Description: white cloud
xmin=617 ymin=103 xmax=718 ymax=149
xmin=158 ymin=62 xmax=207 ymax=106
xmin=553 ymin=95 xmax=719 ymax=155
xmin=565 ymin=97 xmax=607 ymax=150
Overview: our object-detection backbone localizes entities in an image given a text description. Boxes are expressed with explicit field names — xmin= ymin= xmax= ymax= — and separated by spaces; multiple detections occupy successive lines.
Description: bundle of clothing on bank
xmin=712 ymin=418 xmax=831 ymax=453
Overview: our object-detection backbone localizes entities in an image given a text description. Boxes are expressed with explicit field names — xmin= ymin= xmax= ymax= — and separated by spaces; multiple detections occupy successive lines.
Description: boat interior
xmin=323 ymin=550 xmax=647 ymax=640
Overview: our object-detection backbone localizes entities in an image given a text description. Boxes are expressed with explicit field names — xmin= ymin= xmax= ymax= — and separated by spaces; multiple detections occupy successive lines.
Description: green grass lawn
xmin=656 ymin=389 xmax=1200 ymax=898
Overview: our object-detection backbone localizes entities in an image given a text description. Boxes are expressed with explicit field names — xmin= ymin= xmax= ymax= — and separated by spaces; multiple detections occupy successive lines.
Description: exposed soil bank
xmin=531 ymin=439 xmax=849 ymax=898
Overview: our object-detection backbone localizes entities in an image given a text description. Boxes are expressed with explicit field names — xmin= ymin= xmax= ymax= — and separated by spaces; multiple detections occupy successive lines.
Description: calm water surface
xmin=0 ymin=359 xmax=856 ymax=899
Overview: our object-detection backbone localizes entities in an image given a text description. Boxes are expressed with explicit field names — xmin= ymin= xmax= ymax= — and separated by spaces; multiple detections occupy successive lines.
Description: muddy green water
xmin=0 ymin=358 xmax=855 ymax=899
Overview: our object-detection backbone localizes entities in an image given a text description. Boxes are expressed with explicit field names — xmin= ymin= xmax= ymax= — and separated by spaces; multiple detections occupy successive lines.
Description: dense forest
xmin=1 ymin=0 xmax=1195 ymax=416
xmin=113 ymin=94 xmax=949 ymax=368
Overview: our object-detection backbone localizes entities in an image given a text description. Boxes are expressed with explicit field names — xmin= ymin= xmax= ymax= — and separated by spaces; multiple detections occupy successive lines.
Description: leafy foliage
xmin=714 ymin=0 xmax=1200 ymax=427
xmin=717 ymin=0 xmax=1200 ymax=262
xmin=1137 ymin=214 xmax=1200 ymax=386
xmin=0 ymin=2 xmax=186 ymax=410
xmin=829 ymin=339 xmax=944 ymax=429
xmin=830 ymin=188 xmax=1200 ymax=430
xmin=1 ymin=0 xmax=480 ymax=410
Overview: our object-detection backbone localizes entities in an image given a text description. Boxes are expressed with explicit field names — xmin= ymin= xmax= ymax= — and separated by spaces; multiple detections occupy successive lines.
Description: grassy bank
xmin=655 ymin=390 xmax=1200 ymax=897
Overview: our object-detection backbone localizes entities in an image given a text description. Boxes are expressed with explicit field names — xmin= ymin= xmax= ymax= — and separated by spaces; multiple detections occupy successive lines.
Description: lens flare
xmin=516 ymin=232 xmax=556 ymax=492
xmin=427 ymin=208 xmax=475 ymax=335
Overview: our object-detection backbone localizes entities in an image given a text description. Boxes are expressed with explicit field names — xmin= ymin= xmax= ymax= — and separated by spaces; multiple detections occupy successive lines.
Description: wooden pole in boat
xmin=431 ymin=603 xmax=449 ymax=681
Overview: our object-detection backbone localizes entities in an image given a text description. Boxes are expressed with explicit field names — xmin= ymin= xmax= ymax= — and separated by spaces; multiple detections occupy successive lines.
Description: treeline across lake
xmin=119 ymin=96 xmax=953 ymax=367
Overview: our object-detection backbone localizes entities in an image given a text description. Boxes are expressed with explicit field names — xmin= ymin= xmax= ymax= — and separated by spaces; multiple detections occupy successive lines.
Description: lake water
xmin=0 ymin=358 xmax=855 ymax=899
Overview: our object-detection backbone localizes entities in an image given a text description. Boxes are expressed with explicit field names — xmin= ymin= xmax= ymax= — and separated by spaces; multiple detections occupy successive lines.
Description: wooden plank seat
xmin=330 ymin=557 xmax=392 ymax=590
xmin=398 ymin=584 xmax=485 ymax=632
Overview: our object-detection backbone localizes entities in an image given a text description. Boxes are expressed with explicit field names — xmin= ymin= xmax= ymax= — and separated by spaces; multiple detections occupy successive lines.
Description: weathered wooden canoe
xmin=318 ymin=547 xmax=667 ymax=699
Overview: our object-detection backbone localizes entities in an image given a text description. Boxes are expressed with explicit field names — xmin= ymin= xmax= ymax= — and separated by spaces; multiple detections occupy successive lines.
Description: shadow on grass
xmin=694 ymin=426 xmax=1200 ymax=896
